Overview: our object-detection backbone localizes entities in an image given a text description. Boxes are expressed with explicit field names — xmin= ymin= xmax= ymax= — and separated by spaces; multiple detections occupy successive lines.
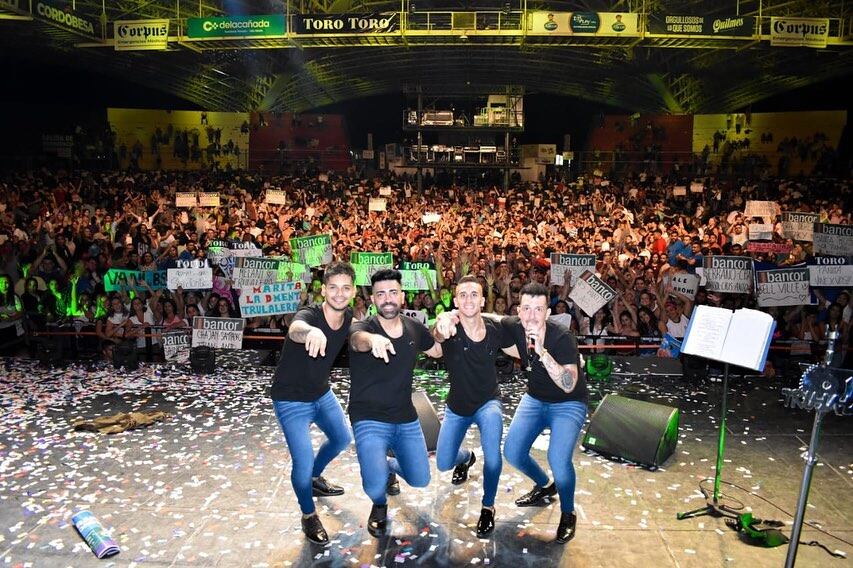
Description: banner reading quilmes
xmin=186 ymin=14 xmax=286 ymax=38
xmin=114 ymin=20 xmax=169 ymax=51
xmin=647 ymin=14 xmax=755 ymax=37
xmin=293 ymin=13 xmax=399 ymax=34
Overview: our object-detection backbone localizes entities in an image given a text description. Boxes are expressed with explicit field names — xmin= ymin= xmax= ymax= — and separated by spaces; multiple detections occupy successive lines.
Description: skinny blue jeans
xmin=273 ymin=389 xmax=353 ymax=515
xmin=435 ymin=399 xmax=503 ymax=507
xmin=352 ymin=419 xmax=430 ymax=505
xmin=503 ymin=393 xmax=588 ymax=512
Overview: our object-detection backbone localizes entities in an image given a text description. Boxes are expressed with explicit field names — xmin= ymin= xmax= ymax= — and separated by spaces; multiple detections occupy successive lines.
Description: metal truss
xmin=1 ymin=0 xmax=851 ymax=113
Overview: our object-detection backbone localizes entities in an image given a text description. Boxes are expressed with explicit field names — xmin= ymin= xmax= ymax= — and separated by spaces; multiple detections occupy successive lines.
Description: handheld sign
xmin=549 ymin=253 xmax=596 ymax=286
xmin=569 ymin=270 xmax=616 ymax=316
xmin=702 ymin=255 xmax=753 ymax=294
xmin=239 ymin=281 xmax=302 ymax=318
xmin=191 ymin=316 xmax=244 ymax=349
xmin=290 ymin=234 xmax=333 ymax=267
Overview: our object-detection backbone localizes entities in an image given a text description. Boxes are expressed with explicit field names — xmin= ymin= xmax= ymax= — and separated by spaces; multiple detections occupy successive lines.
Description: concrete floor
xmin=0 ymin=352 xmax=849 ymax=567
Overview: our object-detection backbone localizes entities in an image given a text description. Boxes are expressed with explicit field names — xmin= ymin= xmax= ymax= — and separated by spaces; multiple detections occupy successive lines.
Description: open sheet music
xmin=681 ymin=305 xmax=776 ymax=372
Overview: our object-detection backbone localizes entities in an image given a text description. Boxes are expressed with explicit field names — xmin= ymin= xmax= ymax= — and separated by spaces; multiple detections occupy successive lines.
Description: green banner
xmin=290 ymin=234 xmax=333 ymax=267
xmin=104 ymin=268 xmax=168 ymax=292
xmin=186 ymin=15 xmax=286 ymax=38
xmin=400 ymin=268 xmax=437 ymax=291
xmin=351 ymin=252 xmax=393 ymax=286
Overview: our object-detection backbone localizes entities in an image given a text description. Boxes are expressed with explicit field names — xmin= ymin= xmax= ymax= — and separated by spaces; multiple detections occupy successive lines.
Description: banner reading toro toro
xmin=186 ymin=15 xmax=286 ymax=38
xmin=293 ymin=13 xmax=399 ymax=34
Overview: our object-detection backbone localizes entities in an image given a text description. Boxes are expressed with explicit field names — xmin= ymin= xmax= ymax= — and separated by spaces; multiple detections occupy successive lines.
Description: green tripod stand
xmin=676 ymin=363 xmax=741 ymax=520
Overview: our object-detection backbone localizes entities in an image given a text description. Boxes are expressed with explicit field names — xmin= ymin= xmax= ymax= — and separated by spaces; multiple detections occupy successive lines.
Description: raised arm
xmin=350 ymin=330 xmax=396 ymax=363
xmin=287 ymin=318 xmax=330 ymax=358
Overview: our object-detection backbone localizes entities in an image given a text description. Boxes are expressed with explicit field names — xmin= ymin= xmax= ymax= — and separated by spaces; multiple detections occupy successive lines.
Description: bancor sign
xmin=186 ymin=15 xmax=286 ymax=38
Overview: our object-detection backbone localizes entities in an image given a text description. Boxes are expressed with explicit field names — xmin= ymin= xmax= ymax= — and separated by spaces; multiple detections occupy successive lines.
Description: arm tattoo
xmin=541 ymin=351 xmax=575 ymax=393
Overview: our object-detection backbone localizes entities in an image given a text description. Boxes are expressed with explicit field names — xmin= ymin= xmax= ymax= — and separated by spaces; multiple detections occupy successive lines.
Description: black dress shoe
xmin=476 ymin=507 xmax=495 ymax=538
xmin=515 ymin=482 xmax=558 ymax=507
xmin=452 ymin=452 xmax=476 ymax=485
xmin=312 ymin=476 xmax=344 ymax=497
xmin=301 ymin=514 xmax=329 ymax=545
xmin=555 ymin=511 xmax=577 ymax=544
xmin=367 ymin=504 xmax=388 ymax=538
xmin=386 ymin=472 xmax=400 ymax=496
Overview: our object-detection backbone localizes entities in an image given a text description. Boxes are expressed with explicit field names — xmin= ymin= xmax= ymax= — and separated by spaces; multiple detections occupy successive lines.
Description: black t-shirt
xmin=270 ymin=305 xmax=352 ymax=402
xmin=348 ymin=314 xmax=435 ymax=423
xmin=501 ymin=316 xmax=588 ymax=405
xmin=442 ymin=319 xmax=513 ymax=416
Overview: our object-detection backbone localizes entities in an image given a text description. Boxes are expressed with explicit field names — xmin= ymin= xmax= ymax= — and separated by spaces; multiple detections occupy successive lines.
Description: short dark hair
xmin=371 ymin=268 xmax=402 ymax=287
xmin=456 ymin=275 xmax=481 ymax=291
xmin=323 ymin=261 xmax=356 ymax=284
xmin=519 ymin=282 xmax=548 ymax=299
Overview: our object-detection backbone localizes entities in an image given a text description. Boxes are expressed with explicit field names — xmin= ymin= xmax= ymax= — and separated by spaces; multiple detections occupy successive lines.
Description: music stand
xmin=676 ymin=362 xmax=741 ymax=520
xmin=675 ymin=306 xmax=776 ymax=521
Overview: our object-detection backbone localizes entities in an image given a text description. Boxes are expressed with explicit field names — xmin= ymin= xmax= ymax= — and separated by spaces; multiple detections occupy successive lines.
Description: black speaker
xmin=112 ymin=340 xmax=138 ymax=371
xmin=582 ymin=394 xmax=680 ymax=468
xmin=412 ymin=390 xmax=441 ymax=452
xmin=37 ymin=338 xmax=64 ymax=367
xmin=190 ymin=346 xmax=216 ymax=373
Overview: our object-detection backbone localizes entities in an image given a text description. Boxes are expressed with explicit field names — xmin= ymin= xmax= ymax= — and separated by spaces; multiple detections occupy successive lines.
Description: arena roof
xmin=1 ymin=1 xmax=851 ymax=115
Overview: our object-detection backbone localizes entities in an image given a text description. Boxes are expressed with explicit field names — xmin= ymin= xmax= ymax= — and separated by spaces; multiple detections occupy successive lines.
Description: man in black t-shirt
xmin=270 ymin=261 xmax=356 ymax=545
xmin=432 ymin=275 xmax=512 ymax=538
xmin=500 ymin=283 xmax=588 ymax=544
xmin=348 ymin=269 xmax=443 ymax=537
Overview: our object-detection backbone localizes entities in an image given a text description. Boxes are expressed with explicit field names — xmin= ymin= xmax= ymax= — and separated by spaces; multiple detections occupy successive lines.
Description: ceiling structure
xmin=1 ymin=0 xmax=850 ymax=115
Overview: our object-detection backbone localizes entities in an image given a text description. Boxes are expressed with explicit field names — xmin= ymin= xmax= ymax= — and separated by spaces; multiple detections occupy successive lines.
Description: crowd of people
xmin=0 ymin=167 xmax=850 ymax=369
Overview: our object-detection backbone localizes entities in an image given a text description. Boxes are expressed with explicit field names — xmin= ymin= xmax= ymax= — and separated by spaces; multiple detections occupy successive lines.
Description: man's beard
xmin=378 ymin=302 xmax=400 ymax=319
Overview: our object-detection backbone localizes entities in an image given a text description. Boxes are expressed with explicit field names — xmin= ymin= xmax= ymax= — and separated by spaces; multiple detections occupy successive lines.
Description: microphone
xmin=527 ymin=334 xmax=538 ymax=360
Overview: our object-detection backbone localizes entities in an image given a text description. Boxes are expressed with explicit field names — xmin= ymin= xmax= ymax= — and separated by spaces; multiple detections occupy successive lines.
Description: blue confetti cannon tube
xmin=71 ymin=511 xmax=120 ymax=559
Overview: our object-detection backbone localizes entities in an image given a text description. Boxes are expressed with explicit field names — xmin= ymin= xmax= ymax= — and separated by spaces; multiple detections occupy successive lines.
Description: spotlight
xmin=586 ymin=354 xmax=612 ymax=381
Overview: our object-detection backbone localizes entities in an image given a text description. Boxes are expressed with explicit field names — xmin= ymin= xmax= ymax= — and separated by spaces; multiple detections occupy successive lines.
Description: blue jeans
xmin=273 ymin=389 xmax=353 ymax=515
xmin=503 ymin=394 xmax=587 ymax=513
xmin=352 ymin=419 xmax=430 ymax=505
xmin=436 ymin=399 xmax=503 ymax=507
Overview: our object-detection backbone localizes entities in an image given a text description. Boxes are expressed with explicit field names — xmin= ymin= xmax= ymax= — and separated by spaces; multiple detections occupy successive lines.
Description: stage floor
xmin=0 ymin=353 xmax=850 ymax=567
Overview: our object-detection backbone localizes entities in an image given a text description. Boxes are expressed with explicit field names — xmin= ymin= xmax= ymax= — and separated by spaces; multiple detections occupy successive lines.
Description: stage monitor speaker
xmin=37 ymin=338 xmax=64 ymax=367
xmin=412 ymin=390 xmax=441 ymax=452
xmin=112 ymin=340 xmax=138 ymax=370
xmin=190 ymin=346 xmax=216 ymax=374
xmin=582 ymin=394 xmax=679 ymax=468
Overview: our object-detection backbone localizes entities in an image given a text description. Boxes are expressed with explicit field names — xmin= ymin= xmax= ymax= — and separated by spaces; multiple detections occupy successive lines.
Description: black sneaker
xmin=555 ymin=511 xmax=577 ymax=544
xmin=476 ymin=507 xmax=495 ymax=538
xmin=515 ymin=482 xmax=558 ymax=507
xmin=312 ymin=476 xmax=344 ymax=497
xmin=301 ymin=514 xmax=329 ymax=545
xmin=386 ymin=472 xmax=400 ymax=496
xmin=451 ymin=452 xmax=476 ymax=485
xmin=367 ymin=504 xmax=388 ymax=538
